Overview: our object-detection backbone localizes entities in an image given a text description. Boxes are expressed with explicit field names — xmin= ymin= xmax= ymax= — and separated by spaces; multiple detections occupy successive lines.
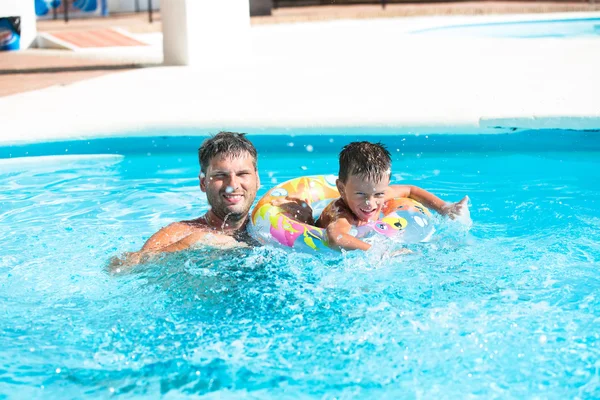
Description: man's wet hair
xmin=198 ymin=131 xmax=258 ymax=173
xmin=338 ymin=141 xmax=392 ymax=183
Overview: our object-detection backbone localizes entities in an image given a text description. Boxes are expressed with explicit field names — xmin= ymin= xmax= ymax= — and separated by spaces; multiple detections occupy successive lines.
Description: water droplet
xmin=55 ymin=368 xmax=61 ymax=374
xmin=287 ymin=142 xmax=294 ymax=147
xmin=300 ymin=166 xmax=307 ymax=171
xmin=225 ymin=186 xmax=234 ymax=194
xmin=306 ymin=145 xmax=314 ymax=152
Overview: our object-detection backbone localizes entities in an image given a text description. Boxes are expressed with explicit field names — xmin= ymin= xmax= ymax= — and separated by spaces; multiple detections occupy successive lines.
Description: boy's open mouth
xmin=359 ymin=207 xmax=378 ymax=218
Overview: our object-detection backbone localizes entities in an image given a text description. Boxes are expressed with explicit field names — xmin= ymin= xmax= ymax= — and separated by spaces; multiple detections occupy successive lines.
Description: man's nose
xmin=225 ymin=173 xmax=239 ymax=188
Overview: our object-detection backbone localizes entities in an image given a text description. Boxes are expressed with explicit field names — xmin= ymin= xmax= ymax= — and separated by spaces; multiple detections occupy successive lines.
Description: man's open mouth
xmin=223 ymin=193 xmax=244 ymax=204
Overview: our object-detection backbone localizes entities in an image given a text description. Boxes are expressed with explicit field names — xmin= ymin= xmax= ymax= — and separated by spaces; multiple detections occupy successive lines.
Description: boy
xmin=316 ymin=141 xmax=468 ymax=251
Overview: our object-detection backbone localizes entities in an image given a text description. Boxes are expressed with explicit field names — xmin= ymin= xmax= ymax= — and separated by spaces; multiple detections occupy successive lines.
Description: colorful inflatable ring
xmin=249 ymin=175 xmax=435 ymax=253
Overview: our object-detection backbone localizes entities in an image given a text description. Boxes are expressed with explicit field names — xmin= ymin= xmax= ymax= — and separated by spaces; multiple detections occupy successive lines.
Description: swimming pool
xmin=1 ymin=130 xmax=599 ymax=398
xmin=411 ymin=17 xmax=600 ymax=38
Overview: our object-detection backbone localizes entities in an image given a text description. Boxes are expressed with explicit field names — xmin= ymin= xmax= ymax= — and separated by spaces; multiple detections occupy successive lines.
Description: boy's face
xmin=337 ymin=174 xmax=389 ymax=222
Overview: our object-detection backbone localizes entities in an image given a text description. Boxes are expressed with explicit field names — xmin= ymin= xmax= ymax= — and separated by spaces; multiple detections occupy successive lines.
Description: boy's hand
xmin=442 ymin=196 xmax=469 ymax=220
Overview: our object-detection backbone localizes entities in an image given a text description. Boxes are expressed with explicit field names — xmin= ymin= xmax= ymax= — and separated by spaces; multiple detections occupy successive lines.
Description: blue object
xmin=35 ymin=0 xmax=62 ymax=16
xmin=0 ymin=17 xmax=20 ymax=51
xmin=73 ymin=0 xmax=98 ymax=12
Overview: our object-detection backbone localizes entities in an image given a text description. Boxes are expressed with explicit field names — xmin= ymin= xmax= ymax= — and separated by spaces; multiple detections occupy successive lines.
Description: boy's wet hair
xmin=339 ymin=141 xmax=392 ymax=183
xmin=198 ymin=131 xmax=258 ymax=173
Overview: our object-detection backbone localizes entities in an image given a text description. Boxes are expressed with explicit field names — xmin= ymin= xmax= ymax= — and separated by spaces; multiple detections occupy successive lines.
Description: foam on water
xmin=0 ymin=132 xmax=599 ymax=398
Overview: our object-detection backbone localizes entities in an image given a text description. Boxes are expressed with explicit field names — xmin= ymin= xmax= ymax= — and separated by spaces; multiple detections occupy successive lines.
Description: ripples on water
xmin=1 ymin=135 xmax=599 ymax=398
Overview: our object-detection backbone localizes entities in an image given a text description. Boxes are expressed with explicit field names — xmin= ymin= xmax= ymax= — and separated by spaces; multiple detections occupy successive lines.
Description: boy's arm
xmin=325 ymin=217 xmax=371 ymax=251
xmin=387 ymin=185 xmax=468 ymax=218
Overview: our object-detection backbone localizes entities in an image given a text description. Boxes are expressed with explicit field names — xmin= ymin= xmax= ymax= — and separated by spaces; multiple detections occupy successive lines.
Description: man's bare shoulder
xmin=166 ymin=219 xmax=209 ymax=233
xmin=141 ymin=219 xmax=209 ymax=252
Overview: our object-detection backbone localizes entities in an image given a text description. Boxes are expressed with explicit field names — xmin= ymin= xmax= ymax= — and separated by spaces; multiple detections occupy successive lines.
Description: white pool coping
xmin=1 ymin=12 xmax=599 ymax=146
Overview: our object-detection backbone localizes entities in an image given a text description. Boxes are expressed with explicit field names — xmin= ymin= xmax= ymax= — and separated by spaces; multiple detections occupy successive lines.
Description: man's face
xmin=200 ymin=153 xmax=259 ymax=222
xmin=337 ymin=174 xmax=389 ymax=222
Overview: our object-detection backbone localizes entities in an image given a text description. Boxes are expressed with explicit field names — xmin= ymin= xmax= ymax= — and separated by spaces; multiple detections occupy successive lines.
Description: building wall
xmin=107 ymin=0 xmax=161 ymax=13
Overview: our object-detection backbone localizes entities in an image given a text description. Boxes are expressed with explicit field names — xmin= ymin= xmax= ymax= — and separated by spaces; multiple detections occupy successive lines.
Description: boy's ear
xmin=336 ymin=179 xmax=345 ymax=196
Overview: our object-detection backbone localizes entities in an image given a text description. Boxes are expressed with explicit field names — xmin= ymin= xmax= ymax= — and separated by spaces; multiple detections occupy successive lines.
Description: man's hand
xmin=270 ymin=196 xmax=315 ymax=225
xmin=108 ymin=251 xmax=154 ymax=273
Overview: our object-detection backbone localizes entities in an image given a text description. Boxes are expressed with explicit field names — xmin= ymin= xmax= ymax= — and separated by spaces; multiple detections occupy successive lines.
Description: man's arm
xmin=387 ymin=185 xmax=468 ymax=219
xmin=109 ymin=222 xmax=197 ymax=269
xmin=109 ymin=222 xmax=231 ymax=270
xmin=139 ymin=222 xmax=197 ymax=252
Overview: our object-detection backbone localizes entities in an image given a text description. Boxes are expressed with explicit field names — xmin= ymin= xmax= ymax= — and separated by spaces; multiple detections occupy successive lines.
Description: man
xmin=111 ymin=131 xmax=260 ymax=268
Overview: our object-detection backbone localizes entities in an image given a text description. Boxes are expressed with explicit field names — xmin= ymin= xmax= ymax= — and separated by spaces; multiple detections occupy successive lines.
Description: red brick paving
xmin=48 ymin=29 xmax=147 ymax=48
xmin=0 ymin=51 xmax=138 ymax=97
xmin=0 ymin=70 xmax=125 ymax=97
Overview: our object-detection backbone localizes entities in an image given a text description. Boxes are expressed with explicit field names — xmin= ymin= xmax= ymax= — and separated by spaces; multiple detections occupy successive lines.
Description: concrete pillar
xmin=250 ymin=0 xmax=272 ymax=16
xmin=0 ymin=0 xmax=37 ymax=49
xmin=162 ymin=0 xmax=250 ymax=66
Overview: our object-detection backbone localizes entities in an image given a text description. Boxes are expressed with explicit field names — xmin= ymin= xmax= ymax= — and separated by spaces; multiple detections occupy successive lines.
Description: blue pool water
xmin=1 ymin=130 xmax=599 ymax=398
xmin=411 ymin=17 xmax=600 ymax=38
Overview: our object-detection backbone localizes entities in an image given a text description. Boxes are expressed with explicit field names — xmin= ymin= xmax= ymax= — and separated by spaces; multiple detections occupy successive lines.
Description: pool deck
xmin=1 ymin=6 xmax=600 ymax=145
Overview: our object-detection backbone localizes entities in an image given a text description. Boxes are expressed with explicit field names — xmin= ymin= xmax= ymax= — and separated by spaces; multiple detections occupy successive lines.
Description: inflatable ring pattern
xmin=249 ymin=175 xmax=435 ymax=252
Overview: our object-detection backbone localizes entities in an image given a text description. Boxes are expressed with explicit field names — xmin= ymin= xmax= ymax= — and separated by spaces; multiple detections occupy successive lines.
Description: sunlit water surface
xmin=1 ymin=131 xmax=599 ymax=398
xmin=410 ymin=17 xmax=600 ymax=38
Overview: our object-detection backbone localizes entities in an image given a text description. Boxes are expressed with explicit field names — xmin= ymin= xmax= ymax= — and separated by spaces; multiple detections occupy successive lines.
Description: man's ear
xmin=336 ymin=179 xmax=345 ymax=196
xmin=199 ymin=173 xmax=206 ymax=192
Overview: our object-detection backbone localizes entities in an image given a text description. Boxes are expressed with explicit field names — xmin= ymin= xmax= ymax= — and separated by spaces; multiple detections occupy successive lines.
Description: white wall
xmin=107 ymin=0 xmax=161 ymax=13
xmin=0 ymin=0 xmax=37 ymax=49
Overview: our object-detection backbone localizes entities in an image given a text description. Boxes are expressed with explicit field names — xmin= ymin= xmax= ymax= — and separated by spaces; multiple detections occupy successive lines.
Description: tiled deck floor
xmin=2 ymin=2 xmax=600 ymax=97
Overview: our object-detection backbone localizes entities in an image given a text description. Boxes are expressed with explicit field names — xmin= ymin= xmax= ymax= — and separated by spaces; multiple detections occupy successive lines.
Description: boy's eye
xmin=375 ymin=193 xmax=385 ymax=198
